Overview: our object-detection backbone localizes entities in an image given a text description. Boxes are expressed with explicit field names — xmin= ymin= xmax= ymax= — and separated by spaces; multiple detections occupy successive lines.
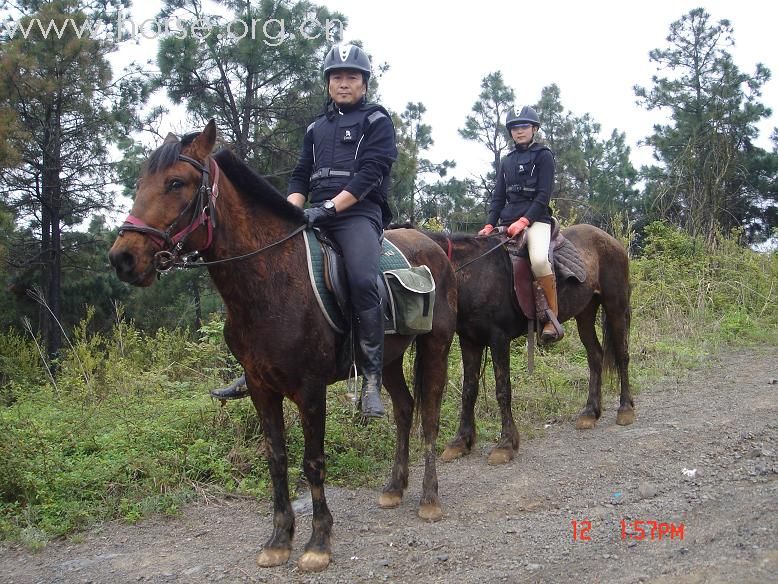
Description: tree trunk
xmin=41 ymin=107 xmax=63 ymax=358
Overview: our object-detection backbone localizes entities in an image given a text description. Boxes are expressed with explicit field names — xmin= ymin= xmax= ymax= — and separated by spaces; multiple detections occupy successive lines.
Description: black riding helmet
xmin=505 ymin=106 xmax=541 ymax=131
xmin=323 ymin=44 xmax=372 ymax=82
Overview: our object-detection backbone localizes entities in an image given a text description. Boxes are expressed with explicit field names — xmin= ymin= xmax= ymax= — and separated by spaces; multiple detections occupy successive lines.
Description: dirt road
xmin=2 ymin=347 xmax=776 ymax=583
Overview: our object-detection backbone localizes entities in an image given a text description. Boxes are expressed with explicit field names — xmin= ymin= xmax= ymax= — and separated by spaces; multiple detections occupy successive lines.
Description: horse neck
xmin=201 ymin=174 xmax=304 ymax=308
xmin=421 ymin=232 xmax=487 ymax=270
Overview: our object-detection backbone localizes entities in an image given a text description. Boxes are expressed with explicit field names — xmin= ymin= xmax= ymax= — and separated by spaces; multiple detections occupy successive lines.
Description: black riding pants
xmin=319 ymin=214 xmax=382 ymax=312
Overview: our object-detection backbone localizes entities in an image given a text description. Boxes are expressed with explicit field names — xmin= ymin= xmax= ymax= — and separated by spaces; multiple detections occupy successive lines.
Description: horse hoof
xmin=487 ymin=447 xmax=514 ymax=465
xmin=297 ymin=550 xmax=330 ymax=572
xmin=257 ymin=547 xmax=291 ymax=567
xmin=418 ymin=503 xmax=443 ymax=522
xmin=440 ymin=444 xmax=469 ymax=462
xmin=616 ymin=408 xmax=635 ymax=426
xmin=576 ymin=415 xmax=597 ymax=430
xmin=378 ymin=492 xmax=402 ymax=509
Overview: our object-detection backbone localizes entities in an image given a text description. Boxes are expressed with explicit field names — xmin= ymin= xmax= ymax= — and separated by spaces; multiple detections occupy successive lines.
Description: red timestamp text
xmin=621 ymin=519 xmax=684 ymax=541
xmin=571 ymin=519 xmax=685 ymax=541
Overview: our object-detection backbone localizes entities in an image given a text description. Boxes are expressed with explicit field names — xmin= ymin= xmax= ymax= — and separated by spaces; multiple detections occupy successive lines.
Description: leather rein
xmin=451 ymin=228 xmax=520 ymax=273
xmin=119 ymin=154 xmax=305 ymax=273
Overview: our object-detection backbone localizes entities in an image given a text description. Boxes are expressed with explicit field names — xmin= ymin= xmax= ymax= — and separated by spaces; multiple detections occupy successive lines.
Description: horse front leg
xmin=440 ymin=335 xmax=483 ymax=461
xmin=487 ymin=338 xmax=519 ymax=465
xmin=252 ymin=389 xmax=295 ymax=567
xmin=295 ymin=386 xmax=333 ymax=572
xmin=575 ymin=302 xmax=603 ymax=430
xmin=378 ymin=357 xmax=413 ymax=509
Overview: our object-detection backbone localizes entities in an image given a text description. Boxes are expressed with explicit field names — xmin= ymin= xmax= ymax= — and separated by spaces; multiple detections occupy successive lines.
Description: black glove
xmin=303 ymin=204 xmax=336 ymax=227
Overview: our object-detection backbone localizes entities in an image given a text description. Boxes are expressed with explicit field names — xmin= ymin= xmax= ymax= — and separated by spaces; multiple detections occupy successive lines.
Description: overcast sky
xmin=120 ymin=0 xmax=777 ymax=190
xmin=324 ymin=0 xmax=777 ymax=180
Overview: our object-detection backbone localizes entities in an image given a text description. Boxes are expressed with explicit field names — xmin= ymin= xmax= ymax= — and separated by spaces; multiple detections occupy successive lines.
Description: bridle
xmin=119 ymin=153 xmax=305 ymax=273
xmin=119 ymin=155 xmax=219 ymax=272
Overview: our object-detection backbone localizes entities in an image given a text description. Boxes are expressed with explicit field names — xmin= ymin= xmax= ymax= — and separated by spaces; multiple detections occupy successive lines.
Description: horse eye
xmin=167 ymin=179 xmax=184 ymax=192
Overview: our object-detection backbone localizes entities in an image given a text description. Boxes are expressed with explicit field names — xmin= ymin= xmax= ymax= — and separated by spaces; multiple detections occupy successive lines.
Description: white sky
xmin=117 ymin=0 xmax=777 ymax=189
xmin=325 ymin=0 xmax=778 ymax=180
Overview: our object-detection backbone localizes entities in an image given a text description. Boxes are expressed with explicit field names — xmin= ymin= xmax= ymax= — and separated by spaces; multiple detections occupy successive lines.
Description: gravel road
xmin=2 ymin=347 xmax=776 ymax=583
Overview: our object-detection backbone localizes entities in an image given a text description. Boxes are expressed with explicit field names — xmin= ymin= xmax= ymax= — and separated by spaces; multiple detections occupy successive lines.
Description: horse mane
xmin=387 ymin=224 xmax=484 ymax=245
xmin=419 ymin=229 xmax=489 ymax=247
xmin=213 ymin=148 xmax=304 ymax=223
xmin=145 ymin=132 xmax=200 ymax=174
xmin=143 ymin=132 xmax=304 ymax=224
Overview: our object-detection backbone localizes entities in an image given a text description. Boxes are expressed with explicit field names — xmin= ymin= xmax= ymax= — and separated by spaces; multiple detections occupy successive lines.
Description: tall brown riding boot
xmin=537 ymin=274 xmax=564 ymax=343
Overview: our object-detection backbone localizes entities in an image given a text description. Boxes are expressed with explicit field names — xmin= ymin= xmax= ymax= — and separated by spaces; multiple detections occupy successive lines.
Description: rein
xmin=177 ymin=225 xmax=307 ymax=269
xmin=119 ymin=153 xmax=305 ymax=273
xmin=453 ymin=235 xmax=510 ymax=273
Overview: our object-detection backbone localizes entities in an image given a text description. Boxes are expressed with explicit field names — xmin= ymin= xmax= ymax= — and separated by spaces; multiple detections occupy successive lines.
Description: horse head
xmin=109 ymin=120 xmax=218 ymax=286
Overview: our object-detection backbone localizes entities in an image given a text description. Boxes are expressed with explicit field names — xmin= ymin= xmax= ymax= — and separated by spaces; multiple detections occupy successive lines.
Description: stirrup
xmin=210 ymin=375 xmax=249 ymax=401
xmin=540 ymin=317 xmax=564 ymax=344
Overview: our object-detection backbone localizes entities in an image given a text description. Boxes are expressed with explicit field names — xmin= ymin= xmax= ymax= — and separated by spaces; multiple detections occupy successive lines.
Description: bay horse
xmin=108 ymin=121 xmax=457 ymax=572
xmin=424 ymin=226 xmax=633 ymax=465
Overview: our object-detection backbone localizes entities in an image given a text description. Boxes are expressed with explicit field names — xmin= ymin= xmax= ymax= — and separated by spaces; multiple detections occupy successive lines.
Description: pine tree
xmin=635 ymin=7 xmax=777 ymax=242
xmin=0 ymin=0 xmax=147 ymax=354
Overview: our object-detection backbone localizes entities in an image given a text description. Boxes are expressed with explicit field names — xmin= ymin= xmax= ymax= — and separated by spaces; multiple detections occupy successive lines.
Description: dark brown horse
xmin=108 ymin=121 xmax=457 ymax=572
xmin=424 ymin=226 xmax=633 ymax=465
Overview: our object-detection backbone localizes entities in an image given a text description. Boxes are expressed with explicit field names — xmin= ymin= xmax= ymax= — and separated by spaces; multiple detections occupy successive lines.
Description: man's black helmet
xmin=323 ymin=44 xmax=371 ymax=81
xmin=506 ymin=106 xmax=541 ymax=130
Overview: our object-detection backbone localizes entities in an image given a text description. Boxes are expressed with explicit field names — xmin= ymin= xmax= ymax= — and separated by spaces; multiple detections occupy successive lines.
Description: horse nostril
xmin=109 ymin=249 xmax=136 ymax=276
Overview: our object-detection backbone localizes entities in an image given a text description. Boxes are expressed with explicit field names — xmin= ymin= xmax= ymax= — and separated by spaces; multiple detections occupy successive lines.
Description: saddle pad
xmin=303 ymin=230 xmax=412 ymax=333
xmin=554 ymin=237 xmax=586 ymax=283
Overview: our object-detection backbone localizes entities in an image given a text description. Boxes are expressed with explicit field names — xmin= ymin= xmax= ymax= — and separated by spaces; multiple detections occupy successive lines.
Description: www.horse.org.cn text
xmin=2 ymin=12 xmax=344 ymax=47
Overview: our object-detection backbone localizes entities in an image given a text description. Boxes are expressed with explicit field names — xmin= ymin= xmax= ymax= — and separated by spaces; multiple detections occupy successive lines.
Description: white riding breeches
xmin=527 ymin=221 xmax=552 ymax=278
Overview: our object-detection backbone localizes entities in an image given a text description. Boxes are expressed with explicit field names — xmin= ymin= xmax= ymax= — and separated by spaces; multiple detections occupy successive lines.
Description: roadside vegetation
xmin=1 ymin=222 xmax=776 ymax=549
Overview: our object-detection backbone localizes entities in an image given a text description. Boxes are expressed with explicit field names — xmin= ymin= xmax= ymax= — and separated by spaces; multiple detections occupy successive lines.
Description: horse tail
xmin=411 ymin=337 xmax=423 ymax=428
xmin=601 ymin=283 xmax=632 ymax=377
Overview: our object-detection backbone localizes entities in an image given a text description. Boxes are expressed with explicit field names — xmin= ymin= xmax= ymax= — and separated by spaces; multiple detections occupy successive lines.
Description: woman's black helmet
xmin=505 ymin=106 xmax=541 ymax=131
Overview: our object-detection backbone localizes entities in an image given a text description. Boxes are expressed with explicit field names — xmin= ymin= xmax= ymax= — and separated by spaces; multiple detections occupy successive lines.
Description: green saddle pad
xmin=303 ymin=230 xmax=433 ymax=335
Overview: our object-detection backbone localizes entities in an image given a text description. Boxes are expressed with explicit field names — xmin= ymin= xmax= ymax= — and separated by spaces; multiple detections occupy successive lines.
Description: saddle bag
xmin=383 ymin=266 xmax=436 ymax=335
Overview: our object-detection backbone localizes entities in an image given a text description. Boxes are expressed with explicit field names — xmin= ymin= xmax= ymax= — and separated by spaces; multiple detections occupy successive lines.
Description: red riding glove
xmin=477 ymin=224 xmax=495 ymax=236
xmin=507 ymin=217 xmax=530 ymax=238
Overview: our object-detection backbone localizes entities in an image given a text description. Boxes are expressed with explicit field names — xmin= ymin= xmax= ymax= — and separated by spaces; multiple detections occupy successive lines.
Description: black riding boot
xmin=356 ymin=303 xmax=385 ymax=419
xmin=210 ymin=373 xmax=249 ymax=400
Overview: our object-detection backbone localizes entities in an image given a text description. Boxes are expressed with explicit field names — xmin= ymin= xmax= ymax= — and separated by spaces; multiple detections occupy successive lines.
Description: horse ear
xmin=189 ymin=119 xmax=217 ymax=161
xmin=163 ymin=132 xmax=178 ymax=145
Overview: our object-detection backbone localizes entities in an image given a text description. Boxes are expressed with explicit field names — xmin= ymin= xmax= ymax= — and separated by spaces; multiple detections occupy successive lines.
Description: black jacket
xmin=487 ymin=142 xmax=555 ymax=226
xmin=287 ymin=101 xmax=397 ymax=227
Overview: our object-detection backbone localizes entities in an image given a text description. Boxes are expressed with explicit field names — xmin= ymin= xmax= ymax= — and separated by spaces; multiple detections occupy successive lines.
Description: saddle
xmin=302 ymin=229 xmax=436 ymax=337
xmin=505 ymin=220 xmax=586 ymax=371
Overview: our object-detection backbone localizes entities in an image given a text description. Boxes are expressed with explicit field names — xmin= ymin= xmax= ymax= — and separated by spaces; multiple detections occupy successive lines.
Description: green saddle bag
xmin=383 ymin=265 xmax=436 ymax=335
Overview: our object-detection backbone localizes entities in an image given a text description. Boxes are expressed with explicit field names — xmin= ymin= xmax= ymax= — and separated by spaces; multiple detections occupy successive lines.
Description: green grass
xmin=1 ymin=221 xmax=776 ymax=547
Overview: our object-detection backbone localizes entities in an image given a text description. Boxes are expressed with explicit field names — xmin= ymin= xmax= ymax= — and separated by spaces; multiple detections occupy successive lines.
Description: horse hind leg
xmin=440 ymin=335 xmax=482 ymax=462
xmin=294 ymin=387 xmax=334 ymax=572
xmin=414 ymin=332 xmax=451 ymax=522
xmin=378 ymin=357 xmax=413 ymax=509
xmin=487 ymin=338 xmax=520 ymax=465
xmin=574 ymin=301 xmax=604 ymax=430
xmin=603 ymin=304 xmax=635 ymax=426
xmin=253 ymin=390 xmax=295 ymax=568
